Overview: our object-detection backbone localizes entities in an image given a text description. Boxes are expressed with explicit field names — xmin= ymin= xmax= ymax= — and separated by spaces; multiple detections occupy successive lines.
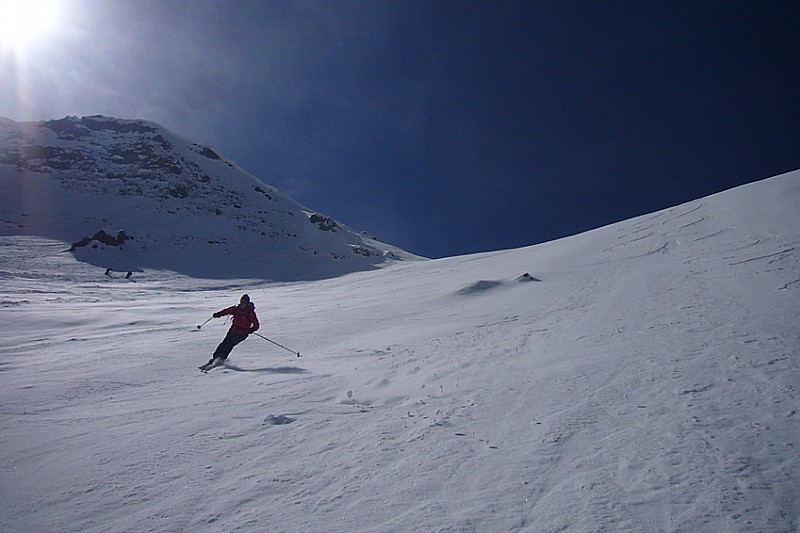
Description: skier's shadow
xmin=223 ymin=363 xmax=308 ymax=374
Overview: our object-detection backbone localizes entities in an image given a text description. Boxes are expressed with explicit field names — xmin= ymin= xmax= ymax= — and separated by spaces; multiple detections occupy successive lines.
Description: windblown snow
xmin=1 ymin=163 xmax=798 ymax=530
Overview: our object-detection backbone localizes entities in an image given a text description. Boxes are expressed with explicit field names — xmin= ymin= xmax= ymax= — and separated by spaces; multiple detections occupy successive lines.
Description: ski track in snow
xmin=1 ymin=172 xmax=799 ymax=532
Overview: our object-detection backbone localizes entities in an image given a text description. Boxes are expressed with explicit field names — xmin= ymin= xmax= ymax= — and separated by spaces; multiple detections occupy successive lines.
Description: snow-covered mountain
xmin=0 ymin=115 xmax=420 ymax=280
xmin=1 ymin=161 xmax=798 ymax=529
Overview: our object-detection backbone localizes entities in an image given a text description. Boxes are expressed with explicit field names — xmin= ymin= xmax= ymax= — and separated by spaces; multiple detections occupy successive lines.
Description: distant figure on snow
xmin=200 ymin=294 xmax=259 ymax=371
xmin=125 ymin=271 xmax=133 ymax=280
xmin=105 ymin=268 xmax=113 ymax=276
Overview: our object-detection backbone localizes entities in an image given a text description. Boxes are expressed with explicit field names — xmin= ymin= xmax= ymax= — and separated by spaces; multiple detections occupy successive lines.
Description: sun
xmin=0 ymin=0 xmax=59 ymax=51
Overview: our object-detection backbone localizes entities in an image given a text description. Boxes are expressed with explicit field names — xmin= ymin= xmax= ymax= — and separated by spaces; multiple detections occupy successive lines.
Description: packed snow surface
xmin=1 ymin=171 xmax=799 ymax=532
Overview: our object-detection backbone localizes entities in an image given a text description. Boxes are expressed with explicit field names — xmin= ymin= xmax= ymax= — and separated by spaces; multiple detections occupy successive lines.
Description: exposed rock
xmin=310 ymin=213 xmax=338 ymax=232
xmin=79 ymin=116 xmax=156 ymax=135
xmin=168 ymin=184 xmax=191 ymax=198
xmin=70 ymin=230 xmax=132 ymax=251
xmin=253 ymin=186 xmax=274 ymax=201
xmin=352 ymin=245 xmax=378 ymax=257
xmin=198 ymin=146 xmax=220 ymax=160
xmin=43 ymin=117 xmax=93 ymax=140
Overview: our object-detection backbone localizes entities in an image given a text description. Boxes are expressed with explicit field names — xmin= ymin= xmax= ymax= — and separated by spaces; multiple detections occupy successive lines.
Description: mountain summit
xmin=0 ymin=115 xmax=421 ymax=279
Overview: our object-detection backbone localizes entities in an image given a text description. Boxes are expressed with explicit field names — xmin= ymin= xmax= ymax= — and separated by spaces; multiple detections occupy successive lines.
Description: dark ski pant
xmin=213 ymin=330 xmax=248 ymax=360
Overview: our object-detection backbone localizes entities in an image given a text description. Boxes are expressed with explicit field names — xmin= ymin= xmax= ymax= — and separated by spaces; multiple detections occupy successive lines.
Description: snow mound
xmin=457 ymin=272 xmax=541 ymax=295
xmin=514 ymin=272 xmax=541 ymax=282
xmin=263 ymin=414 xmax=296 ymax=426
xmin=456 ymin=279 xmax=506 ymax=295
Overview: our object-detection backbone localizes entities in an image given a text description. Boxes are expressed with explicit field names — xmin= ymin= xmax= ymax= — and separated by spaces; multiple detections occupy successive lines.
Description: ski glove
xmin=249 ymin=327 xmax=256 ymax=334
xmin=213 ymin=312 xmax=221 ymax=318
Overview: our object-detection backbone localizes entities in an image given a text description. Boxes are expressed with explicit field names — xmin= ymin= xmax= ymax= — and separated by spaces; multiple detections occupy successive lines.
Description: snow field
xmin=1 ymin=171 xmax=799 ymax=531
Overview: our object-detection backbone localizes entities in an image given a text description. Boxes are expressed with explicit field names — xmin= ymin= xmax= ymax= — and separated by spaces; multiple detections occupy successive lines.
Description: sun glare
xmin=0 ymin=0 xmax=59 ymax=51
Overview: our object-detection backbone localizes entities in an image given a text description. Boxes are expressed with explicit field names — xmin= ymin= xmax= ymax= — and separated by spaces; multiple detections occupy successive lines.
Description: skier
xmin=200 ymin=294 xmax=260 ymax=371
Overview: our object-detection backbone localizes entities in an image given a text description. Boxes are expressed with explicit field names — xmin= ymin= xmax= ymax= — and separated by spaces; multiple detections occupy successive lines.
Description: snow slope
xmin=0 ymin=116 xmax=421 ymax=280
xmin=1 ymin=170 xmax=798 ymax=532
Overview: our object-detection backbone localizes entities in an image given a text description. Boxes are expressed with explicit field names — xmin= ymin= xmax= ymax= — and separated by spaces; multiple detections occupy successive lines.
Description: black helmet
xmin=241 ymin=294 xmax=250 ymax=302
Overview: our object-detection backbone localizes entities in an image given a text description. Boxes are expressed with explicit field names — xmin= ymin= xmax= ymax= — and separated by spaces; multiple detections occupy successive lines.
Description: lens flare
xmin=0 ymin=0 xmax=59 ymax=51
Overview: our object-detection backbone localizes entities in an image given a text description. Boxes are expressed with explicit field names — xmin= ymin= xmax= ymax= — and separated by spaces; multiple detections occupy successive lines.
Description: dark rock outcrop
xmin=70 ymin=230 xmax=131 ymax=251
xmin=310 ymin=213 xmax=338 ymax=232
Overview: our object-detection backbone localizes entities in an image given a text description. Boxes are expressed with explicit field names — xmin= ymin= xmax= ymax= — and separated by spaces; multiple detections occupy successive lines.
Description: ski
xmin=199 ymin=358 xmax=224 ymax=372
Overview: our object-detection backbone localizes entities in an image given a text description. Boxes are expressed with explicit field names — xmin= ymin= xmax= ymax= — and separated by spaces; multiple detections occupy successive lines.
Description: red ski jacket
xmin=216 ymin=302 xmax=259 ymax=335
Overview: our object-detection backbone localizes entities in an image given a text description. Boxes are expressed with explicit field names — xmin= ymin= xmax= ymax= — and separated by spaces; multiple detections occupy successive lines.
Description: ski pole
xmin=196 ymin=317 xmax=214 ymax=330
xmin=253 ymin=332 xmax=301 ymax=357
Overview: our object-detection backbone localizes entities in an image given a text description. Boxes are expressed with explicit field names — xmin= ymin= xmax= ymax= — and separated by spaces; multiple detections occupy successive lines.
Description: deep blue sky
xmin=3 ymin=1 xmax=799 ymax=258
